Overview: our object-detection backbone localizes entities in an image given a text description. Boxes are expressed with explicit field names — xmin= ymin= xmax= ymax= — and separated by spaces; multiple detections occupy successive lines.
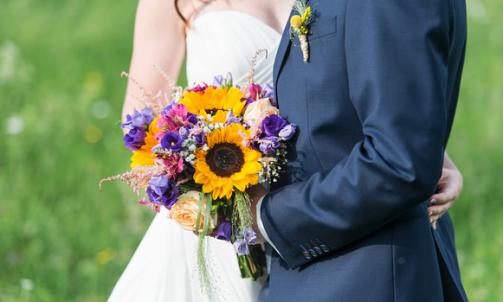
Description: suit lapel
xmin=273 ymin=9 xmax=295 ymax=108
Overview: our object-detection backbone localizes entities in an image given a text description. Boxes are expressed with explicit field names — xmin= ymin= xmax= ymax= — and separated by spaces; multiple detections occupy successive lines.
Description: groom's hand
xmin=247 ymin=184 xmax=268 ymax=244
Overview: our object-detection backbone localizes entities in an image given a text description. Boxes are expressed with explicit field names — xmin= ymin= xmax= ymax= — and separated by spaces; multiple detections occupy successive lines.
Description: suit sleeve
xmin=260 ymin=0 xmax=451 ymax=269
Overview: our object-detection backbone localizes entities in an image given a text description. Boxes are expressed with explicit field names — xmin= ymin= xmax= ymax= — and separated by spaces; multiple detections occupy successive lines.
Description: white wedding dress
xmin=108 ymin=11 xmax=281 ymax=302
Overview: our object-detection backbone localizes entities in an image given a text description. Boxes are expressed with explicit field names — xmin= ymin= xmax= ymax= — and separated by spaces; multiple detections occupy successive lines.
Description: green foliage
xmin=0 ymin=0 xmax=501 ymax=301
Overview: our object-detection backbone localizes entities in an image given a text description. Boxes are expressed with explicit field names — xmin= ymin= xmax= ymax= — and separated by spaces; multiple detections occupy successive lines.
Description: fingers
xmin=428 ymin=202 xmax=452 ymax=229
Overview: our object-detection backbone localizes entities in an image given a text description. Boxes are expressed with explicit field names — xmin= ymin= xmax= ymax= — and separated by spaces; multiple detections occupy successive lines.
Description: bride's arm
xmin=122 ymin=0 xmax=187 ymax=134
xmin=427 ymin=152 xmax=463 ymax=229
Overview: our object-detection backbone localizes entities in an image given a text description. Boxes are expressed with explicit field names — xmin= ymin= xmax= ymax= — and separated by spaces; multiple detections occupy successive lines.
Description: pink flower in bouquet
xmin=168 ymin=191 xmax=218 ymax=233
xmin=243 ymin=98 xmax=280 ymax=125
xmin=157 ymin=104 xmax=198 ymax=133
xmin=247 ymin=84 xmax=262 ymax=101
xmin=163 ymin=156 xmax=184 ymax=179
xmin=186 ymin=83 xmax=210 ymax=93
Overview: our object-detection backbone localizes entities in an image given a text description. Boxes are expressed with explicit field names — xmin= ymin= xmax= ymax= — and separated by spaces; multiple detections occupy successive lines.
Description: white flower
xmin=188 ymin=144 xmax=196 ymax=151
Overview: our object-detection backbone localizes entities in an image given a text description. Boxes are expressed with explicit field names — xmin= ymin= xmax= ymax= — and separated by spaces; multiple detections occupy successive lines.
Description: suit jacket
xmin=260 ymin=0 xmax=468 ymax=300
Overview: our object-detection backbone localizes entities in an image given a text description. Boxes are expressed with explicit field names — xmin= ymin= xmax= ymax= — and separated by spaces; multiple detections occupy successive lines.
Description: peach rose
xmin=167 ymin=191 xmax=218 ymax=233
xmin=243 ymin=98 xmax=280 ymax=125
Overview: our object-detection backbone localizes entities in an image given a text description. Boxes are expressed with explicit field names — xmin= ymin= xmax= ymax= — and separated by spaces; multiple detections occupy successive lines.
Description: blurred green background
xmin=0 ymin=0 xmax=501 ymax=301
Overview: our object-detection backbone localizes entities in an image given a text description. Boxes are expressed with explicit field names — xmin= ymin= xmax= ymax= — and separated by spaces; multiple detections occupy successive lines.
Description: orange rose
xmin=167 ymin=191 xmax=218 ymax=233
xmin=243 ymin=98 xmax=280 ymax=125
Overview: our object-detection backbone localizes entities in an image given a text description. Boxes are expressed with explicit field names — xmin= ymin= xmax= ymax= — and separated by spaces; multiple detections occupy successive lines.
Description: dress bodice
xmin=186 ymin=11 xmax=281 ymax=87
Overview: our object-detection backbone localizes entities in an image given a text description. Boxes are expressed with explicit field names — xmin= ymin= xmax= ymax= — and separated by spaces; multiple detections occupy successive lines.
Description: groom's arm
xmin=258 ymin=0 xmax=452 ymax=269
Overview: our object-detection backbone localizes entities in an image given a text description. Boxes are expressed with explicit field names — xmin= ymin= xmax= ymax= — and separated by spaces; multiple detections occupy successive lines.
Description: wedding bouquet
xmin=100 ymin=52 xmax=295 ymax=285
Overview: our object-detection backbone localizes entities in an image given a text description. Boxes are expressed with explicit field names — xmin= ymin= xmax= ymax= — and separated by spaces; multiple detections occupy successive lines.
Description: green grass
xmin=0 ymin=0 xmax=502 ymax=301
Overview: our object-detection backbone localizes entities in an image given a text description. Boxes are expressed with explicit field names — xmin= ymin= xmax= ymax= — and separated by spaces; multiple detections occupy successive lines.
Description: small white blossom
xmin=188 ymin=144 xmax=196 ymax=151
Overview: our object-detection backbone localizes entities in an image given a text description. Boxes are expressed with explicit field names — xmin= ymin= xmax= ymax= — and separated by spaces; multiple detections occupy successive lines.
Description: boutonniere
xmin=290 ymin=0 xmax=314 ymax=63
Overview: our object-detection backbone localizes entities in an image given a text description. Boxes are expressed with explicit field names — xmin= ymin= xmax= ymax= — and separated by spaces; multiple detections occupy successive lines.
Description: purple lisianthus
xmin=241 ymin=227 xmax=257 ymax=245
xmin=123 ymin=128 xmax=147 ymax=151
xmin=241 ymin=97 xmax=254 ymax=106
xmin=226 ymin=72 xmax=233 ymax=85
xmin=161 ymin=132 xmax=183 ymax=152
xmin=233 ymin=238 xmax=249 ymax=256
xmin=194 ymin=132 xmax=205 ymax=146
xmin=186 ymin=112 xmax=198 ymax=125
xmin=212 ymin=75 xmax=224 ymax=87
xmin=278 ymin=123 xmax=296 ymax=141
xmin=263 ymin=84 xmax=275 ymax=99
xmin=216 ymin=221 xmax=234 ymax=241
xmin=146 ymin=175 xmax=179 ymax=208
xmin=261 ymin=114 xmax=287 ymax=137
xmin=121 ymin=108 xmax=155 ymax=130
xmin=259 ymin=136 xmax=280 ymax=154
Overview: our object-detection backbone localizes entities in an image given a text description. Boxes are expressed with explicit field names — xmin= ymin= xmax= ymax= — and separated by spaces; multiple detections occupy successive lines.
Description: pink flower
xmin=163 ymin=156 xmax=184 ymax=179
xmin=187 ymin=83 xmax=210 ymax=93
xmin=154 ymin=132 xmax=166 ymax=141
xmin=156 ymin=104 xmax=198 ymax=133
xmin=248 ymin=84 xmax=263 ymax=101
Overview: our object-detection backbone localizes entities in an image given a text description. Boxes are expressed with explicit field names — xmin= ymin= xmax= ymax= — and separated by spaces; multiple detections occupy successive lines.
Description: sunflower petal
xmin=202 ymin=181 xmax=214 ymax=193
xmin=241 ymin=162 xmax=263 ymax=174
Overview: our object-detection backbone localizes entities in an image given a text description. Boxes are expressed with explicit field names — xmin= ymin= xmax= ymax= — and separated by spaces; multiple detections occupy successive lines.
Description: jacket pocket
xmin=308 ymin=16 xmax=337 ymax=41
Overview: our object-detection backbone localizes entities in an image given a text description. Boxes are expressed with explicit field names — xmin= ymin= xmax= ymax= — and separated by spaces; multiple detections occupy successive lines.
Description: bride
xmin=109 ymin=0 xmax=464 ymax=301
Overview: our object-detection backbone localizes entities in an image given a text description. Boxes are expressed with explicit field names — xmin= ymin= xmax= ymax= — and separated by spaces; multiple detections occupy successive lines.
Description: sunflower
xmin=179 ymin=86 xmax=247 ymax=124
xmin=130 ymin=117 xmax=162 ymax=168
xmin=193 ymin=123 xmax=262 ymax=200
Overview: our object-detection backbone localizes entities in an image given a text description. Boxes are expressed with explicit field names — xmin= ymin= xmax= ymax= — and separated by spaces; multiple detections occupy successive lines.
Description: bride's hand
xmin=427 ymin=153 xmax=463 ymax=230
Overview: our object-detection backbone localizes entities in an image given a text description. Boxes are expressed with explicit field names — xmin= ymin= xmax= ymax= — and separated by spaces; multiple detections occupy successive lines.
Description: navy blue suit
xmin=260 ymin=0 xmax=468 ymax=300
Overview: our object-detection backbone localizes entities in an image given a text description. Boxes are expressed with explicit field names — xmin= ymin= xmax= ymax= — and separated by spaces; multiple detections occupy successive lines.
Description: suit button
xmin=320 ymin=245 xmax=330 ymax=253
xmin=303 ymin=251 xmax=312 ymax=260
xmin=309 ymin=249 xmax=318 ymax=257
xmin=314 ymin=246 xmax=322 ymax=254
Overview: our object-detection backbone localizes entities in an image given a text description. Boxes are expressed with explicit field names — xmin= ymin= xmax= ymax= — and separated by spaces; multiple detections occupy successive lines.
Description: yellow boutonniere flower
xmin=290 ymin=0 xmax=314 ymax=63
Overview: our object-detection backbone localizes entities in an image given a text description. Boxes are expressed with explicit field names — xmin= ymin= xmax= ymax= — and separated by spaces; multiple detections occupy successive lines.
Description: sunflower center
xmin=206 ymin=143 xmax=244 ymax=177
xmin=206 ymin=109 xmax=226 ymax=116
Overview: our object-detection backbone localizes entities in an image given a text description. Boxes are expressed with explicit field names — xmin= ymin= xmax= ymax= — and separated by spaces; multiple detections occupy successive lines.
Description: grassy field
xmin=1 ymin=0 xmax=502 ymax=301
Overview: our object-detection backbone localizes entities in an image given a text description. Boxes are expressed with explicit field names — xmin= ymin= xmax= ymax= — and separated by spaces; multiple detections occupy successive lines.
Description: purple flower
xmin=261 ymin=115 xmax=287 ymax=137
xmin=263 ymin=84 xmax=275 ymax=99
xmin=146 ymin=175 xmax=179 ymax=208
xmin=226 ymin=72 xmax=233 ymax=87
xmin=279 ymin=123 xmax=296 ymax=141
xmin=259 ymin=136 xmax=280 ymax=154
xmin=122 ymin=108 xmax=155 ymax=130
xmin=194 ymin=132 xmax=205 ymax=146
xmin=179 ymin=127 xmax=189 ymax=139
xmin=161 ymin=101 xmax=177 ymax=116
xmin=161 ymin=132 xmax=183 ymax=152
xmin=123 ymin=128 xmax=147 ymax=151
xmin=241 ymin=97 xmax=254 ymax=106
xmin=186 ymin=112 xmax=198 ymax=125
xmin=233 ymin=238 xmax=249 ymax=256
xmin=241 ymin=227 xmax=257 ymax=245
xmin=212 ymin=75 xmax=224 ymax=87
xmin=216 ymin=221 xmax=234 ymax=241
xmin=225 ymin=108 xmax=242 ymax=126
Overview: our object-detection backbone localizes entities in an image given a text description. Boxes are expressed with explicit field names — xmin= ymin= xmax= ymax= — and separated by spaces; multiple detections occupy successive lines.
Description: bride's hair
xmin=174 ymin=0 xmax=187 ymax=23
xmin=175 ymin=0 xmax=213 ymax=24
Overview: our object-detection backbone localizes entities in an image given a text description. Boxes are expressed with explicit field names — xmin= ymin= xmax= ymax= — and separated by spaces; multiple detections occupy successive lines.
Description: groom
xmin=250 ymin=0 xmax=468 ymax=301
